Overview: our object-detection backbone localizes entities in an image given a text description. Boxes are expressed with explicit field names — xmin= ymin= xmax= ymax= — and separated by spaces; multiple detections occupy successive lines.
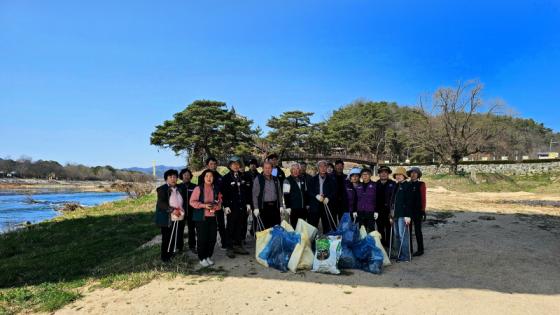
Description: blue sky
xmin=1 ymin=0 xmax=559 ymax=168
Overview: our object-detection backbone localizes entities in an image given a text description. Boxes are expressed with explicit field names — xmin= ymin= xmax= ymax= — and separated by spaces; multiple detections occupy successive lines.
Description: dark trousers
xmin=289 ymin=208 xmax=307 ymax=228
xmin=160 ymin=226 xmax=173 ymax=261
xmin=216 ymin=209 xmax=226 ymax=248
xmin=175 ymin=219 xmax=186 ymax=251
xmin=357 ymin=211 xmax=376 ymax=233
xmin=261 ymin=201 xmax=280 ymax=229
xmin=226 ymin=205 xmax=247 ymax=248
xmin=309 ymin=204 xmax=335 ymax=234
xmin=377 ymin=212 xmax=391 ymax=247
xmin=187 ymin=215 xmax=197 ymax=250
xmin=196 ymin=219 xmax=217 ymax=261
xmin=411 ymin=215 xmax=424 ymax=252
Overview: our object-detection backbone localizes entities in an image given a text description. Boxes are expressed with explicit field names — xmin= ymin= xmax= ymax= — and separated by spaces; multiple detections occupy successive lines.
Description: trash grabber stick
xmin=388 ymin=221 xmax=393 ymax=259
xmin=324 ymin=203 xmax=337 ymax=231
xmin=173 ymin=220 xmax=178 ymax=253
xmin=167 ymin=220 xmax=177 ymax=253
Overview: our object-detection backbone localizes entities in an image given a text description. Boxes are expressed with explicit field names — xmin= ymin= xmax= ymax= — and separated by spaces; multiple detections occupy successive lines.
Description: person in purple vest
xmin=346 ymin=167 xmax=361 ymax=215
xmin=353 ymin=168 xmax=378 ymax=233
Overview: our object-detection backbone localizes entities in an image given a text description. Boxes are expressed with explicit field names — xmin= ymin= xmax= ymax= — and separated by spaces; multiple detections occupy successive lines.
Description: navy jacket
xmin=306 ymin=173 xmax=336 ymax=212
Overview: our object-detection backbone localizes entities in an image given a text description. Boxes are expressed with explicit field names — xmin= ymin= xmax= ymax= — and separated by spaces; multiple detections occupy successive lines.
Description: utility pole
xmin=550 ymin=139 xmax=558 ymax=152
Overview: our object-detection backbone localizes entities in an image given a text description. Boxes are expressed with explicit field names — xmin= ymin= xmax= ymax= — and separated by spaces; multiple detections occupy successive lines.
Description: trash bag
xmin=312 ymin=235 xmax=342 ymax=274
xmin=255 ymin=228 xmax=272 ymax=267
xmin=337 ymin=245 xmax=357 ymax=269
xmin=359 ymin=225 xmax=368 ymax=239
xmin=288 ymin=225 xmax=314 ymax=272
xmin=351 ymin=235 xmax=384 ymax=274
xmin=281 ymin=220 xmax=294 ymax=232
xmin=336 ymin=213 xmax=360 ymax=246
xmin=370 ymin=231 xmax=391 ymax=266
xmin=295 ymin=219 xmax=318 ymax=244
xmin=258 ymin=226 xmax=301 ymax=272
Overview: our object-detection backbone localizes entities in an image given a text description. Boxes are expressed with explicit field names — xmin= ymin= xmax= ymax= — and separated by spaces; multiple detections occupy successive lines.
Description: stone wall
xmin=384 ymin=161 xmax=560 ymax=176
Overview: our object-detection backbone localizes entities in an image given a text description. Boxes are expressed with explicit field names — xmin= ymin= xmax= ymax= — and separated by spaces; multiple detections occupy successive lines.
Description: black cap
xmin=378 ymin=165 xmax=392 ymax=174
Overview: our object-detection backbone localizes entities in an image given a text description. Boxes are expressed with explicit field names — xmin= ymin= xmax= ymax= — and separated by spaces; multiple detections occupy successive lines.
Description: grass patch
xmin=0 ymin=193 xmax=227 ymax=313
xmin=423 ymin=172 xmax=560 ymax=192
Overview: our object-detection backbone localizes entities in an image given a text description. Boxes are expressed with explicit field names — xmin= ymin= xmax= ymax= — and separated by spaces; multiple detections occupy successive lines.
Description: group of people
xmin=155 ymin=154 xmax=427 ymax=267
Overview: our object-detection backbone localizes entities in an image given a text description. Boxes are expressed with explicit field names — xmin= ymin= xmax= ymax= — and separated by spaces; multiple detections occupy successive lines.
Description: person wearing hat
xmin=390 ymin=166 xmax=412 ymax=262
xmin=407 ymin=167 xmax=426 ymax=257
xmin=354 ymin=168 xmax=378 ymax=233
xmin=220 ymin=157 xmax=252 ymax=258
xmin=345 ymin=167 xmax=361 ymax=215
xmin=244 ymin=158 xmax=260 ymax=237
xmin=266 ymin=153 xmax=286 ymax=183
xmin=375 ymin=166 xmax=395 ymax=247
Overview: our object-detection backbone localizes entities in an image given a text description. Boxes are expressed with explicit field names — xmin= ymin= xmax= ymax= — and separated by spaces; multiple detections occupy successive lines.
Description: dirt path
xmin=56 ymin=190 xmax=560 ymax=314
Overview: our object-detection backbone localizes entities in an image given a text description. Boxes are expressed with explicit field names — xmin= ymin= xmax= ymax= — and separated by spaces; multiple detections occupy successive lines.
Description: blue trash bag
xmin=351 ymin=235 xmax=384 ymax=274
xmin=258 ymin=225 xmax=301 ymax=272
xmin=329 ymin=212 xmax=360 ymax=247
xmin=337 ymin=245 xmax=357 ymax=269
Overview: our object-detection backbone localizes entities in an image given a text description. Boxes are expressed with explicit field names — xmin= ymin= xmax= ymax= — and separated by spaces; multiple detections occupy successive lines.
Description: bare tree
xmin=412 ymin=80 xmax=502 ymax=174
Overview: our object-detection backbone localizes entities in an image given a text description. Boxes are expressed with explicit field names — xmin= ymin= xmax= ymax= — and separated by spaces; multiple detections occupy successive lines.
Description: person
xmin=299 ymin=161 xmax=313 ymax=188
xmin=353 ymin=168 xmax=378 ymax=233
xmin=390 ymin=167 xmax=412 ymax=262
xmin=245 ymin=158 xmax=260 ymax=236
xmin=266 ymin=153 xmax=286 ymax=183
xmin=154 ymin=169 xmax=185 ymax=262
xmin=375 ymin=165 xmax=395 ymax=247
xmin=307 ymin=160 xmax=337 ymax=233
xmin=198 ymin=157 xmax=226 ymax=249
xmin=326 ymin=162 xmax=335 ymax=175
xmin=189 ymin=169 xmax=223 ymax=267
xmin=252 ymin=161 xmax=283 ymax=229
xmin=221 ymin=156 xmax=252 ymax=258
xmin=407 ymin=166 xmax=426 ymax=257
xmin=283 ymin=163 xmax=308 ymax=228
xmin=332 ymin=159 xmax=347 ymax=221
xmin=178 ymin=168 xmax=197 ymax=253
xmin=345 ymin=167 xmax=361 ymax=215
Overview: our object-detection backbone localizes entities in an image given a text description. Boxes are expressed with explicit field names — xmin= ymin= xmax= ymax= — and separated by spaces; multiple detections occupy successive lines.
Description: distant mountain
xmin=124 ymin=165 xmax=185 ymax=178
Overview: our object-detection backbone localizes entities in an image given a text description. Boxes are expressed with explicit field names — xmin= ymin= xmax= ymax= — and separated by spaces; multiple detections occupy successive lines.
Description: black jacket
xmin=220 ymin=170 xmax=251 ymax=210
xmin=306 ymin=173 xmax=336 ymax=212
xmin=284 ymin=175 xmax=307 ymax=209
xmin=155 ymin=183 xmax=186 ymax=227
xmin=178 ymin=182 xmax=196 ymax=219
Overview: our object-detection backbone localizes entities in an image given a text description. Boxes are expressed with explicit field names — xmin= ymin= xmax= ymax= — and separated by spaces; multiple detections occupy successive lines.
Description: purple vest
xmin=355 ymin=181 xmax=377 ymax=212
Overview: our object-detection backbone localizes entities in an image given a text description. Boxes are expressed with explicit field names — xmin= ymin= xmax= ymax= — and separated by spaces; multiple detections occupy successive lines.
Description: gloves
xmin=352 ymin=212 xmax=358 ymax=220
xmin=253 ymin=208 xmax=260 ymax=217
xmin=285 ymin=208 xmax=291 ymax=215
xmin=279 ymin=207 xmax=285 ymax=214
xmin=422 ymin=213 xmax=427 ymax=221
xmin=224 ymin=207 xmax=231 ymax=215
xmin=315 ymin=194 xmax=324 ymax=202
xmin=322 ymin=197 xmax=329 ymax=205
xmin=374 ymin=212 xmax=379 ymax=220
xmin=246 ymin=204 xmax=252 ymax=214
xmin=404 ymin=217 xmax=411 ymax=225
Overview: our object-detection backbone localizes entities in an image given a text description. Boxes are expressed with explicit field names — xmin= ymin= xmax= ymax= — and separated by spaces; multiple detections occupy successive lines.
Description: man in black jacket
xmin=197 ymin=157 xmax=226 ymax=249
xmin=307 ymin=160 xmax=337 ymax=233
xmin=267 ymin=153 xmax=286 ymax=183
xmin=375 ymin=166 xmax=395 ymax=247
xmin=178 ymin=168 xmax=197 ymax=253
xmin=221 ymin=156 xmax=252 ymax=258
xmin=332 ymin=159 xmax=347 ymax=221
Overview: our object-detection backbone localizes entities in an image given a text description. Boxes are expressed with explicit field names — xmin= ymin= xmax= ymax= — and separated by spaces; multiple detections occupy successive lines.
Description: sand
xmin=56 ymin=189 xmax=560 ymax=315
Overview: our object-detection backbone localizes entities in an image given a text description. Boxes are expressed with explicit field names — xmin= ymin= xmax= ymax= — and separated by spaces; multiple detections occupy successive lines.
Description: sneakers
xmin=226 ymin=249 xmax=236 ymax=259
xmin=412 ymin=250 xmax=424 ymax=257
xmin=199 ymin=259 xmax=210 ymax=268
xmin=233 ymin=245 xmax=249 ymax=255
xmin=206 ymin=257 xmax=215 ymax=266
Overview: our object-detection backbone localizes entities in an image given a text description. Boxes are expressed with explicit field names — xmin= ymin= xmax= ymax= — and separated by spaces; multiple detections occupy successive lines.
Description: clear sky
xmin=1 ymin=0 xmax=559 ymax=168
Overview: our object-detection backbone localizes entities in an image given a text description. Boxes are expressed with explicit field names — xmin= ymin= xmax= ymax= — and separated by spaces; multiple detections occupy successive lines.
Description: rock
xmin=478 ymin=215 xmax=496 ymax=221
